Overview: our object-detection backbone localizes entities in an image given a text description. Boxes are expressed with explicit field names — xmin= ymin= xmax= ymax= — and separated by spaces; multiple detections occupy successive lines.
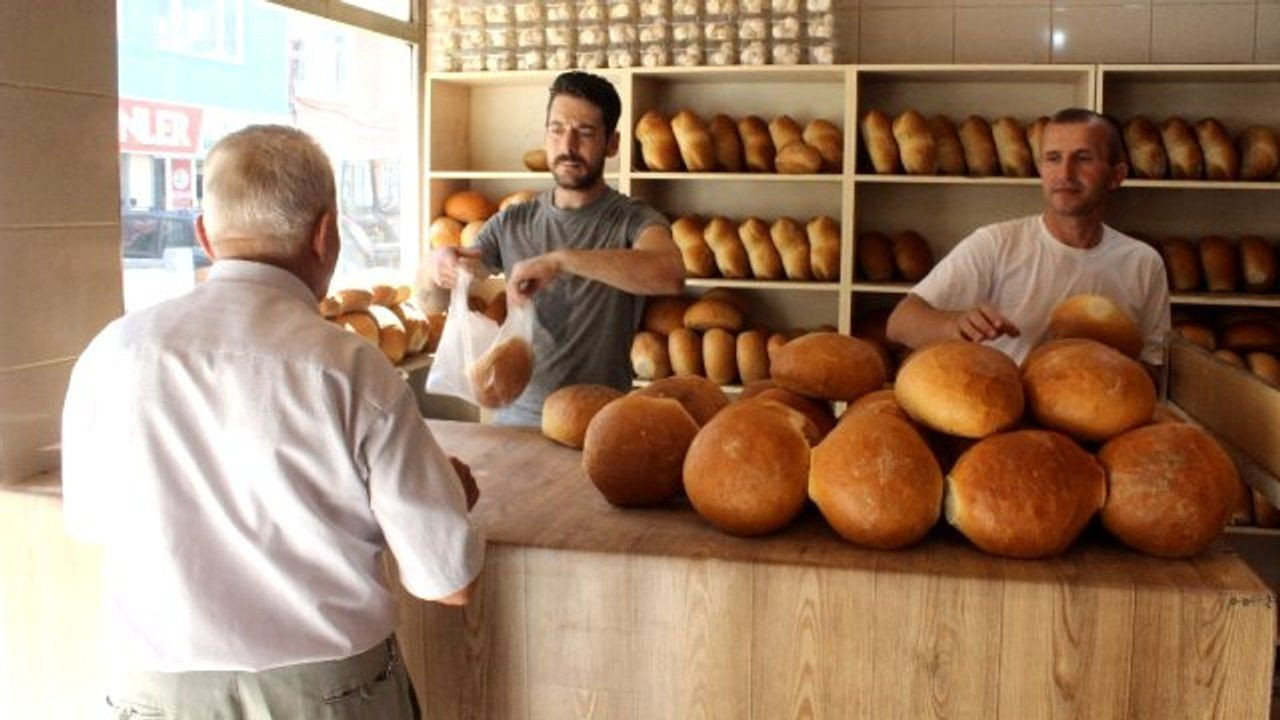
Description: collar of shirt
xmin=207 ymin=259 xmax=318 ymax=307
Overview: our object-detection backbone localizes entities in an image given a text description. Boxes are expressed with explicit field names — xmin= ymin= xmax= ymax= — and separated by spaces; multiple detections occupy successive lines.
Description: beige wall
xmin=0 ymin=1 xmax=122 ymax=483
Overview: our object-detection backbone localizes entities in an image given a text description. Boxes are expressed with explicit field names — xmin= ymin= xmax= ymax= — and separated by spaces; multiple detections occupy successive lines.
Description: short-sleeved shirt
xmin=475 ymin=187 xmax=669 ymax=425
xmin=911 ymin=215 xmax=1171 ymax=365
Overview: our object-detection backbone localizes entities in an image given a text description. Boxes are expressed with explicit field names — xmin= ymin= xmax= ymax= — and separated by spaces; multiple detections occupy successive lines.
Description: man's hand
xmin=954 ymin=304 xmax=1021 ymax=342
xmin=448 ymin=456 xmax=479 ymax=510
xmin=427 ymin=246 xmax=486 ymax=289
xmin=507 ymin=252 xmax=564 ymax=306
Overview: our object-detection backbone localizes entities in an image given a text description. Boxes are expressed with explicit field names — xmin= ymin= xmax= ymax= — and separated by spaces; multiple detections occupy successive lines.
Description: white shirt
xmin=911 ymin=215 xmax=1171 ymax=365
xmin=62 ymin=260 xmax=484 ymax=672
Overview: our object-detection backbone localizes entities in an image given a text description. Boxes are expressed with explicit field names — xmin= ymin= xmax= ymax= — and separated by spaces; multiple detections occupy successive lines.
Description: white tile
xmin=1260 ymin=4 xmax=1280 ymax=60
xmin=1152 ymin=3 xmax=1257 ymax=61
xmin=955 ymin=6 xmax=1052 ymax=62
xmin=0 ymin=0 xmax=117 ymax=95
xmin=0 ymin=86 xmax=120 ymax=227
xmin=0 ymin=358 xmax=74 ymax=483
xmin=1051 ymin=5 xmax=1153 ymax=62
xmin=0 ymin=226 xmax=123 ymax=368
xmin=860 ymin=8 xmax=955 ymax=62
xmin=1053 ymin=0 xmax=1149 ymax=8
xmin=861 ymin=0 xmax=954 ymax=9
xmin=955 ymin=0 xmax=1049 ymax=7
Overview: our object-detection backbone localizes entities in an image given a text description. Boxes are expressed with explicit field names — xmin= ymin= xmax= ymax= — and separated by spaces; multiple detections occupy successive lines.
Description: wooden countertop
xmin=431 ymin=419 xmax=1275 ymax=599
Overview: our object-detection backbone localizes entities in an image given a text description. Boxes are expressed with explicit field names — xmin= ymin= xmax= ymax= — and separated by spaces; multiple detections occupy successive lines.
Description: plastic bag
xmin=426 ymin=270 xmax=536 ymax=408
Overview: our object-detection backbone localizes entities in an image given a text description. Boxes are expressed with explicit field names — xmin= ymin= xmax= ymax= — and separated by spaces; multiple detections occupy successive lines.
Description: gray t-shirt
xmin=475 ymin=187 xmax=669 ymax=426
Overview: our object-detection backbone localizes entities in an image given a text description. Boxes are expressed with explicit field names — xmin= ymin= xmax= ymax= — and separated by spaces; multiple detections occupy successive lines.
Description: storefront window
xmin=342 ymin=0 xmax=412 ymax=21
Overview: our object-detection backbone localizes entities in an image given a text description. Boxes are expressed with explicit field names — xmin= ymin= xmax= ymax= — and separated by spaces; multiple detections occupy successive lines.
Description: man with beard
xmin=425 ymin=71 xmax=683 ymax=425
xmin=886 ymin=108 xmax=1170 ymax=367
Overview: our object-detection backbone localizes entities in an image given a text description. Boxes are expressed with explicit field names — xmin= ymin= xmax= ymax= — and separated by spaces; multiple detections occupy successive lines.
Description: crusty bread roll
xmin=1161 ymin=237 xmax=1202 ymax=292
xmin=703 ymin=216 xmax=751 ymax=278
xmin=319 ymin=296 xmax=342 ymax=319
xmin=1213 ymin=348 xmax=1246 ymax=368
xmin=1022 ymin=339 xmax=1156 ymax=442
xmin=1026 ymin=116 xmax=1049 ymax=175
xmin=892 ymin=109 xmax=937 ymax=176
xmin=1240 ymin=235 xmax=1278 ymax=293
xmin=737 ymin=379 xmax=778 ymax=400
xmin=498 ymin=190 xmax=539 ymax=211
xmin=1199 ymin=235 xmax=1239 ymax=292
xmin=738 ymin=115 xmax=776 ymax=173
xmin=807 ymin=216 xmax=841 ymax=282
xmin=811 ymin=412 xmax=942 ymax=550
xmin=671 ymin=109 xmax=716 ymax=172
xmin=633 ymin=374 xmax=730 ymax=426
xmin=582 ymin=394 xmax=699 ymax=506
xmin=468 ymin=337 xmax=534 ymax=408
xmin=895 ymin=340 xmax=1024 ymax=438
xmin=1218 ymin=320 xmax=1280 ymax=353
xmin=736 ymin=329 xmax=770 ymax=384
xmin=1195 ymin=118 xmax=1239 ymax=181
xmin=367 ymin=305 xmax=407 ymax=364
xmin=425 ymin=311 xmax=446 ymax=352
xmin=802 ymin=119 xmax=844 ymax=173
xmin=1238 ymin=125 xmax=1280 ymax=181
xmin=992 ymin=116 xmax=1034 ymax=178
xmin=929 ymin=115 xmax=967 ymax=176
xmin=370 ymin=284 xmax=400 ymax=307
xmin=702 ymin=287 xmax=750 ymax=315
xmin=1160 ymin=117 xmax=1204 ymax=180
xmin=429 ymin=216 xmax=464 ymax=248
xmin=643 ymin=296 xmax=693 ymax=335
xmin=1173 ymin=321 xmax=1216 ymax=350
xmin=776 ymin=141 xmax=823 ymax=174
xmin=542 ymin=384 xmax=625 ymax=449
xmin=771 ymin=217 xmax=812 ymax=280
xmin=337 ymin=311 xmax=378 ymax=345
xmin=947 ymin=430 xmax=1105 ymax=558
xmin=672 ymin=216 xmax=717 ymax=278
xmin=1246 ymin=351 xmax=1280 ymax=385
xmin=842 ymin=387 xmax=910 ymax=424
xmin=860 ymin=110 xmax=900 ymax=174
xmin=1098 ymin=423 xmax=1237 ymax=558
xmin=336 ymin=288 xmax=374 ymax=314
xmin=891 ymin=230 xmax=934 ymax=282
xmin=460 ymin=220 xmax=485 ymax=248
xmin=444 ymin=190 xmax=497 ymax=224
xmin=684 ymin=297 xmax=744 ymax=332
xmin=857 ymin=231 xmax=895 ymax=282
xmin=482 ymin=290 xmax=507 ymax=326
xmin=959 ymin=115 xmax=999 ymax=177
xmin=702 ymin=328 xmax=738 ymax=385
xmin=631 ymin=331 xmax=672 ymax=380
xmin=523 ymin=148 xmax=549 ymax=172
xmin=771 ymin=332 xmax=886 ymax=402
xmin=766 ymin=332 xmax=791 ymax=365
xmin=683 ymin=400 xmax=811 ymax=536
xmin=635 ymin=110 xmax=682 ymax=171
xmin=1122 ymin=116 xmax=1169 ymax=180
xmin=1047 ymin=293 xmax=1144 ymax=358
xmin=393 ymin=302 xmax=430 ymax=354
xmin=768 ymin=115 xmax=804 ymax=154
xmin=666 ymin=327 xmax=703 ymax=377
xmin=744 ymin=387 xmax=836 ymax=445
xmin=708 ymin=113 xmax=744 ymax=172
xmin=739 ymin=217 xmax=784 ymax=280
xmin=1254 ymin=489 xmax=1280 ymax=528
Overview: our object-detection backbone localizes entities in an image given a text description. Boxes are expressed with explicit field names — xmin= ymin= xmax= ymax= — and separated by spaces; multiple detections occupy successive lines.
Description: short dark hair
xmin=547 ymin=71 xmax=622 ymax=136
xmin=1048 ymin=108 xmax=1126 ymax=165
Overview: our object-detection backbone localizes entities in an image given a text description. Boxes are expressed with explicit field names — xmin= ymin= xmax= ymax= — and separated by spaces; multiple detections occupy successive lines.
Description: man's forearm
xmin=557 ymin=248 xmax=684 ymax=295
xmin=886 ymin=294 xmax=959 ymax=348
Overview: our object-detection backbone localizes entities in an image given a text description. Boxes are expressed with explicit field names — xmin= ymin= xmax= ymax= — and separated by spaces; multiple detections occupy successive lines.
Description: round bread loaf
xmin=444 ymin=190 xmax=497 ymax=224
xmin=683 ymin=400 xmax=811 ymax=535
xmin=1026 ymin=116 xmax=1049 ymax=175
xmin=768 ymin=115 xmax=804 ymax=153
xmin=736 ymin=329 xmax=770 ymax=384
xmin=811 ymin=412 xmax=942 ymax=549
xmin=483 ymin=291 xmax=507 ymax=325
xmin=1199 ymin=235 xmax=1239 ymax=292
xmin=992 ymin=116 xmax=1034 ymax=178
xmin=771 ymin=332 xmax=886 ymax=402
xmin=667 ymin=327 xmax=703 ymax=377
xmin=523 ymin=148 xmax=549 ymax=172
xmin=1098 ymin=423 xmax=1237 ymax=558
xmin=367 ymin=305 xmax=407 ymax=364
xmin=895 ymin=341 xmax=1024 ymax=438
xmin=1219 ymin=320 xmax=1280 ymax=353
xmin=807 ymin=216 xmax=841 ymax=282
xmin=630 ymin=331 xmax=671 ymax=380
xmin=671 ymin=109 xmax=716 ymax=172
xmin=684 ymin=297 xmax=744 ymax=332
xmin=703 ymin=328 xmax=738 ymax=385
xmin=1173 ymin=321 xmax=1216 ymax=350
xmin=860 ymin=109 xmax=900 ymax=174
xmin=336 ymin=288 xmax=374 ymax=313
xmin=636 ymin=110 xmax=682 ymax=171
xmin=582 ymin=394 xmax=699 ymax=506
xmin=891 ymin=230 xmax=934 ymax=282
xmin=930 ymin=115 xmax=968 ymax=176
xmin=337 ymin=311 xmax=379 ymax=346
xmin=766 ymin=332 xmax=791 ymax=364
xmin=739 ymin=217 xmax=784 ymax=280
xmin=672 ymin=215 xmax=716 ymax=278
xmin=1047 ymin=293 xmax=1144 ymax=358
xmin=892 ymin=109 xmax=937 ymax=176
xmin=1213 ymin=348 xmax=1246 ymax=368
xmin=1122 ymin=116 xmax=1169 ymax=179
xmin=704 ymin=216 xmax=751 ymax=278
xmin=1161 ymin=117 xmax=1204 ymax=180
xmin=319 ymin=296 xmax=342 ymax=319
xmin=802 ymin=119 xmax=844 ymax=173
xmin=708 ymin=113 xmax=744 ymax=172
xmin=738 ymin=115 xmax=776 ymax=173
xmin=429 ymin=216 xmax=463 ymax=248
xmin=745 ymin=387 xmax=836 ymax=445
xmin=772 ymin=217 xmax=812 ymax=280
xmin=393 ymin=302 xmax=430 ymax=355
xmin=737 ymin=379 xmax=779 ymax=400
xmin=947 ymin=430 xmax=1105 ymax=558
xmin=701 ymin=287 xmax=750 ymax=315
xmin=634 ymin=374 xmax=730 ymax=426
xmin=842 ymin=388 xmax=910 ymax=423
xmin=959 ymin=115 xmax=999 ymax=177
xmin=776 ymin=141 xmax=823 ymax=175
xmin=1022 ymin=338 xmax=1156 ymax=442
xmin=467 ymin=337 xmax=534 ymax=408
xmin=370 ymin=284 xmax=399 ymax=307
xmin=857 ymin=231 xmax=895 ymax=281
xmin=1247 ymin=351 xmax=1280 ymax=385
xmin=642 ymin=296 xmax=693 ymax=335
xmin=542 ymin=384 xmax=625 ymax=449
xmin=1238 ymin=125 xmax=1280 ymax=181
xmin=1161 ymin=237 xmax=1202 ymax=292
xmin=1240 ymin=235 xmax=1278 ymax=293
xmin=1195 ymin=118 xmax=1239 ymax=181
xmin=1150 ymin=403 xmax=1186 ymax=424
xmin=498 ymin=190 xmax=539 ymax=211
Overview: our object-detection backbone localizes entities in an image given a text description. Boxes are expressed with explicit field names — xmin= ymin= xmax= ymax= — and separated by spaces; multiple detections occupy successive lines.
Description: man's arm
xmin=507 ymin=224 xmax=685 ymax=303
xmin=887 ymin=293 xmax=1021 ymax=349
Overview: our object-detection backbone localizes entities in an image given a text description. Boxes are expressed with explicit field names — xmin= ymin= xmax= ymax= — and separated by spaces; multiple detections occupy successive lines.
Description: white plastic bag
xmin=426 ymin=270 xmax=536 ymax=407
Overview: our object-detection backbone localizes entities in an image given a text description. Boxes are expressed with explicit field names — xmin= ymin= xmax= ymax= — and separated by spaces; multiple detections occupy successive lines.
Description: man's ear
xmin=311 ymin=209 xmax=339 ymax=266
xmin=1110 ymin=161 xmax=1128 ymax=190
xmin=606 ymin=130 xmax=620 ymax=158
xmin=195 ymin=216 xmax=217 ymax=260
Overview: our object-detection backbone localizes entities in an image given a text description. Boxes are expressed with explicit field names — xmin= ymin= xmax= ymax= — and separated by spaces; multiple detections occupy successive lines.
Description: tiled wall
xmin=0 ymin=0 xmax=122 ymax=482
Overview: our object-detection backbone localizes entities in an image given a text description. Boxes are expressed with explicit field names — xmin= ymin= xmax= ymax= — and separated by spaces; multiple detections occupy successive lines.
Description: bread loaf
xmin=929 ymin=115 xmax=967 ymax=176
xmin=703 ymin=328 xmax=738 ymax=385
xmin=1022 ymin=339 xmax=1156 ymax=442
xmin=1173 ymin=321 xmax=1216 ymax=350
xmin=891 ymin=230 xmax=934 ymax=282
xmin=771 ymin=332 xmax=886 ymax=402
xmin=337 ymin=310 xmax=379 ymax=346
xmin=633 ymin=374 xmax=730 ymax=426
xmin=1213 ymin=348 xmax=1246 ymax=368
xmin=857 ymin=231 xmax=895 ymax=281
xmin=542 ymin=384 xmax=624 ymax=449
xmin=736 ymin=329 xmax=771 ymax=384
xmin=1098 ymin=423 xmax=1237 ymax=557
xmin=811 ymin=412 xmax=942 ymax=549
xmin=319 ymin=296 xmax=342 ymax=319
xmin=523 ymin=148 xmax=549 ymax=172
xmin=1219 ymin=320 xmax=1280 ymax=353
xmin=429 ymin=216 xmax=464 ymax=248
xmin=1026 ymin=116 xmax=1050 ymax=175
xmin=704 ymin=216 xmax=751 ymax=278
xmin=860 ymin=110 xmax=900 ymax=174
xmin=807 ymin=216 xmax=841 ymax=281
xmin=1240 ymin=235 xmax=1278 ymax=293
xmin=1161 ymin=237 xmax=1202 ymax=291
xmin=739 ymin=217 xmax=784 ymax=280
xmin=336 ymin=288 xmax=374 ymax=314
xmin=366 ymin=305 xmax=407 ymax=364
xmin=467 ymin=337 xmax=534 ymax=408
xmin=766 ymin=332 xmax=791 ymax=365
xmin=1247 ymin=351 xmax=1280 ymax=385
xmin=444 ymin=190 xmax=497 ymax=224
xmin=992 ymin=117 xmax=1034 ymax=178
xmin=684 ymin=297 xmax=744 ymax=332
xmin=768 ymin=115 xmax=804 ymax=154
xmin=771 ymin=217 xmax=812 ymax=280
xmin=708 ymin=114 xmax=744 ymax=172
xmin=671 ymin=109 xmax=716 ymax=172
xmin=636 ymin=110 xmax=683 ymax=171
xmin=643 ymin=296 xmax=693 ymax=335
xmin=1238 ymin=125 xmax=1280 ymax=181
xmin=1047 ymin=293 xmax=1144 ymax=358
xmin=744 ymin=387 xmax=836 ymax=445
xmin=683 ymin=400 xmax=811 ymax=535
xmin=1123 ymin=116 xmax=1169 ymax=179
xmin=393 ymin=302 xmax=430 ymax=354
xmin=370 ymin=284 xmax=400 ymax=307
xmin=776 ymin=141 xmax=823 ymax=174
xmin=631 ymin=331 xmax=672 ymax=380
xmin=667 ymin=327 xmax=703 ymax=376
xmin=460 ymin=220 xmax=485 ymax=248
xmin=1199 ymin=235 xmax=1239 ymax=292
xmin=895 ymin=340 xmax=1024 ymax=438
xmin=738 ymin=115 xmax=776 ymax=173
xmin=802 ymin=119 xmax=844 ymax=172
xmin=701 ymin=287 xmax=750 ymax=315
xmin=1160 ymin=117 xmax=1205 ymax=180
xmin=892 ymin=110 xmax=938 ymax=176
xmin=959 ymin=116 xmax=999 ymax=177
xmin=1195 ymin=118 xmax=1239 ymax=181
xmin=672 ymin=216 xmax=717 ymax=278
xmin=842 ymin=387 xmax=911 ymax=424
xmin=482 ymin=290 xmax=507 ymax=326
xmin=947 ymin=430 xmax=1105 ymax=558
xmin=498 ymin=190 xmax=538 ymax=211
xmin=582 ymin=394 xmax=699 ymax=506
xmin=737 ymin=379 xmax=778 ymax=400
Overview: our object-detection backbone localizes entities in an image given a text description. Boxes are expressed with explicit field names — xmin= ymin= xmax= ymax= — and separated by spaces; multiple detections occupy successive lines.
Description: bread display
xmin=498 ymin=190 xmax=538 ymax=211
xmin=1195 ymin=118 xmax=1239 ymax=181
xmin=1022 ymin=339 xmax=1156 ymax=442
xmin=1160 ymin=117 xmax=1204 ymax=180
xmin=771 ymin=332 xmax=886 ymax=402
xmin=702 ymin=328 xmax=738 ymax=385
xmin=775 ymin=141 xmax=823 ymax=174
xmin=771 ymin=217 xmax=812 ymax=280
xmin=633 ymin=374 xmax=730 ymax=426
xmin=460 ymin=220 xmax=485 ymax=248
xmin=1161 ymin=237 xmax=1202 ymax=291
xmin=738 ymin=115 xmax=776 ymax=173
xmin=683 ymin=296 xmax=744 ymax=332
xmin=1047 ymin=293 xmax=1144 ymax=358
xmin=807 ymin=216 xmax=841 ymax=281
xmin=1122 ymin=116 xmax=1168 ymax=179
xmin=671 ymin=109 xmax=717 ymax=172
xmin=428 ymin=216 xmax=464 ymax=249
xmin=708 ymin=113 xmax=744 ymax=172
xmin=930 ymin=115 xmax=968 ymax=176
xmin=703 ymin=216 xmax=751 ymax=278
xmin=522 ymin=148 xmax=549 ymax=172
xmin=1218 ymin=319 xmax=1280 ymax=352
xmin=1214 ymin=348 xmax=1246 ymax=367
xmin=636 ymin=110 xmax=682 ymax=171
xmin=1199 ymin=235 xmax=1239 ymax=292
xmin=672 ymin=216 xmax=717 ymax=277
xmin=802 ymin=119 xmax=844 ymax=172
xmin=542 ymin=384 xmax=624 ymax=449
xmin=336 ymin=288 xmax=374 ymax=313
xmin=991 ymin=116 xmax=1034 ymax=178
xmin=1240 ymin=235 xmax=1277 ymax=292
xmin=860 ymin=109 xmax=899 ymax=174
xmin=857 ymin=231 xmax=895 ymax=281
xmin=739 ymin=217 xmax=784 ymax=280
xmin=1026 ymin=116 xmax=1049 ymax=175
xmin=1098 ymin=423 xmax=1237 ymax=557
xmin=891 ymin=230 xmax=934 ymax=282
xmin=1173 ymin=321 xmax=1216 ymax=350
xmin=631 ymin=331 xmax=672 ymax=380
xmin=946 ymin=430 xmax=1106 ymax=559
xmin=768 ymin=115 xmax=804 ymax=153
xmin=766 ymin=332 xmax=791 ymax=364
xmin=467 ymin=336 xmax=534 ymax=408
xmin=892 ymin=110 xmax=937 ymax=176
xmin=319 ymin=296 xmax=342 ymax=319
xmin=667 ymin=327 xmax=704 ymax=376
xmin=895 ymin=341 xmax=1024 ymax=438
xmin=736 ymin=329 xmax=770 ymax=384
xmin=810 ymin=412 xmax=942 ymax=549
xmin=443 ymin=190 xmax=498 ymax=224
xmin=337 ymin=311 xmax=379 ymax=346
xmin=643 ymin=296 xmax=693 ymax=335
xmin=582 ymin=394 xmax=699 ymax=506
xmin=391 ymin=302 xmax=431 ymax=355
xmin=1247 ymin=351 xmax=1280 ymax=385
xmin=367 ymin=305 xmax=408 ymax=364
xmin=959 ymin=115 xmax=999 ymax=177
xmin=742 ymin=387 xmax=836 ymax=445
xmin=1238 ymin=125 xmax=1280 ymax=180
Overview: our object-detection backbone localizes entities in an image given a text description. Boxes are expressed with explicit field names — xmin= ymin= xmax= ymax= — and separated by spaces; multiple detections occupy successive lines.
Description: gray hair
xmin=1048 ymin=108 xmax=1126 ymax=166
xmin=201 ymin=125 xmax=336 ymax=257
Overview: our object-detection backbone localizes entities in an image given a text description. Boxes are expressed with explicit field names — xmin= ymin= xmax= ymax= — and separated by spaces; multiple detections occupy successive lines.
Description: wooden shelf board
xmin=1171 ymin=293 xmax=1280 ymax=308
xmin=853 ymin=174 xmax=1041 ymax=186
xmin=1121 ymin=179 xmax=1280 ymax=191
xmin=631 ymin=172 xmax=842 ymax=183
xmin=430 ymin=171 xmax=619 ymax=181
xmin=685 ymin=278 xmax=841 ymax=291
xmin=849 ymin=282 xmax=913 ymax=294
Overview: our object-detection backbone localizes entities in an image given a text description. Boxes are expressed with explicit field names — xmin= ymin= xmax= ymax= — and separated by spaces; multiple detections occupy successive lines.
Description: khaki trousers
xmin=104 ymin=636 xmax=419 ymax=720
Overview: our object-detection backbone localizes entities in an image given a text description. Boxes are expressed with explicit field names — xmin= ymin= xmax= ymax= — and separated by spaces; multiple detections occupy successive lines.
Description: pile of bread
xmin=428 ymin=189 xmax=540 ymax=249
xmin=320 ymin=285 xmax=443 ymax=365
xmin=1120 ymin=116 xmax=1279 ymax=181
xmin=1156 ymin=234 xmax=1278 ymax=293
xmin=547 ymin=292 xmax=1277 ymax=558
xmin=671 ymin=214 xmax=840 ymax=281
xmin=856 ymin=229 xmax=936 ymax=282
xmin=635 ymin=110 xmax=843 ymax=174
xmin=1173 ymin=313 xmax=1280 ymax=387
xmin=860 ymin=110 xmax=1049 ymax=177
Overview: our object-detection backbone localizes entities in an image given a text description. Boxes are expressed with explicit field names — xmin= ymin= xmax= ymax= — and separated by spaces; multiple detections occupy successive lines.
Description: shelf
xmin=1172 ymin=293 xmax=1280 ymax=308
xmin=1223 ymin=526 xmax=1280 ymax=538
xmin=430 ymin=171 xmax=619 ymax=182
xmin=1121 ymin=180 xmax=1280 ymax=191
xmin=633 ymin=378 xmax=744 ymax=394
xmin=685 ymin=278 xmax=841 ymax=291
xmin=854 ymin=174 xmax=1041 ymax=187
xmin=631 ymin=65 xmax=849 ymax=83
xmin=631 ymin=172 xmax=842 ymax=183
xmin=429 ymin=69 xmax=623 ymax=86
xmin=849 ymin=282 xmax=913 ymax=294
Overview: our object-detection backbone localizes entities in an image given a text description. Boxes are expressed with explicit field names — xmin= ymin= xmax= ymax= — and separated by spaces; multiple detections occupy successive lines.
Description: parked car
xmin=121 ymin=209 xmax=209 ymax=269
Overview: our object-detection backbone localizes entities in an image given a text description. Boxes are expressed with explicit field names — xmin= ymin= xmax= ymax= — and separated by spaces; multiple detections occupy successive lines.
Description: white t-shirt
xmin=911 ymin=215 xmax=1171 ymax=365
xmin=62 ymin=261 xmax=484 ymax=672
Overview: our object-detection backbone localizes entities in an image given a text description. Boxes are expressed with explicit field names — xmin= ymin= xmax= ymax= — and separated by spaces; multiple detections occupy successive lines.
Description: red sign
xmin=167 ymin=158 xmax=195 ymax=209
xmin=119 ymin=98 xmax=203 ymax=155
